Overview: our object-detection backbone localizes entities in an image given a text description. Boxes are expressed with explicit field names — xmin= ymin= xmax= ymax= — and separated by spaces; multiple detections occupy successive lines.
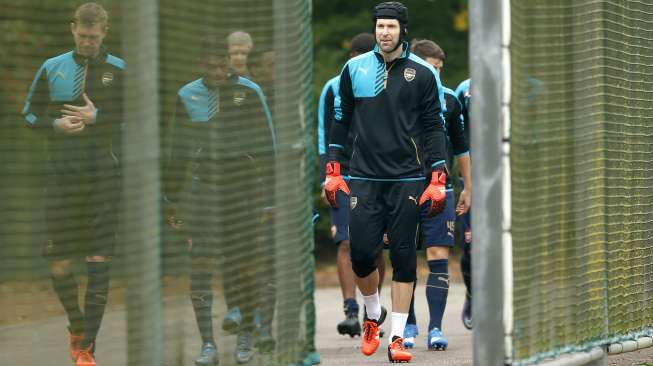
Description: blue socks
xmin=407 ymin=281 xmax=417 ymax=325
xmin=344 ymin=297 xmax=359 ymax=316
xmin=426 ymin=259 xmax=449 ymax=331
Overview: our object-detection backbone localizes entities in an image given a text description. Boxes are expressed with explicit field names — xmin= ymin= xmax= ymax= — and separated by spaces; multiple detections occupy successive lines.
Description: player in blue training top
xmin=22 ymin=3 xmax=124 ymax=366
xmin=455 ymin=77 xmax=473 ymax=330
xmin=317 ymin=32 xmax=388 ymax=339
xmin=164 ymin=35 xmax=276 ymax=366
xmin=324 ymin=2 xmax=449 ymax=363
xmin=401 ymin=39 xmax=472 ymax=350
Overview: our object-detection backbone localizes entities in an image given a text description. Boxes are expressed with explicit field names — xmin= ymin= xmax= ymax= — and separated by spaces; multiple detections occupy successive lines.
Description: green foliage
xmin=312 ymin=0 xmax=469 ymax=97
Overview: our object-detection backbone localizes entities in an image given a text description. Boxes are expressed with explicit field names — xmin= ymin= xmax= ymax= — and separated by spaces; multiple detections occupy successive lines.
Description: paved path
xmin=315 ymin=283 xmax=473 ymax=366
xmin=0 ymin=283 xmax=472 ymax=366
xmin=1 ymin=282 xmax=650 ymax=365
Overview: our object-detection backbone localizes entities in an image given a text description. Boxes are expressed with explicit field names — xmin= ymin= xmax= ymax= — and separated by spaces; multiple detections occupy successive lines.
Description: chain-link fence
xmin=0 ymin=1 xmax=315 ymax=365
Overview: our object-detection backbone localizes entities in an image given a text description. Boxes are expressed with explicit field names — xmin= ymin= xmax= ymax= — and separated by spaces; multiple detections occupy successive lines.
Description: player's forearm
xmin=327 ymin=121 xmax=350 ymax=162
xmin=456 ymin=154 xmax=472 ymax=190
xmin=423 ymin=115 xmax=448 ymax=171
xmin=162 ymin=164 xmax=185 ymax=203
xmin=319 ymin=154 xmax=328 ymax=184
xmin=162 ymin=137 xmax=190 ymax=203
xmin=24 ymin=67 xmax=53 ymax=131
xmin=329 ymin=65 xmax=354 ymax=164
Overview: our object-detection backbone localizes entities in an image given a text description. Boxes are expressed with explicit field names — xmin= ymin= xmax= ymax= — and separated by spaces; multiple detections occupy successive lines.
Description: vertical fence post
xmin=121 ymin=1 xmax=162 ymax=365
xmin=470 ymin=0 xmax=507 ymax=364
xmin=273 ymin=0 xmax=307 ymax=363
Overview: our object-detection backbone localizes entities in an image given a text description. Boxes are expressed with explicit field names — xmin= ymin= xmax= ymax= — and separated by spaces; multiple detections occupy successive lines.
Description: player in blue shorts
xmin=402 ymin=40 xmax=471 ymax=350
xmin=455 ymin=77 xmax=473 ymax=330
xmin=317 ymin=32 xmax=387 ymax=338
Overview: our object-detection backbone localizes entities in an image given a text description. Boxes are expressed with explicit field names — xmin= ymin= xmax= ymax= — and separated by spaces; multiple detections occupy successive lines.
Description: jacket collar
xmin=72 ymin=48 xmax=108 ymax=65
xmin=201 ymin=71 xmax=239 ymax=90
xmin=373 ymin=41 xmax=410 ymax=61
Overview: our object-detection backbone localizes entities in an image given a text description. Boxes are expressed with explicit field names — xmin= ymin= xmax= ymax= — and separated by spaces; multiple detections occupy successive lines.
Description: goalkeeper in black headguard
xmin=324 ymin=1 xmax=449 ymax=363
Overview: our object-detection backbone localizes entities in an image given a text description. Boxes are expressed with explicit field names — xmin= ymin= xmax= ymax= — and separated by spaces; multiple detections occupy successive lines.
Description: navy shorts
xmin=330 ymin=190 xmax=350 ymax=244
xmin=420 ymin=190 xmax=456 ymax=247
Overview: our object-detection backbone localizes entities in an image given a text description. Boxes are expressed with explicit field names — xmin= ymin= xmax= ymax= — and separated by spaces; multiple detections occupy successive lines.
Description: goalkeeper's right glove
xmin=324 ymin=161 xmax=350 ymax=208
xmin=419 ymin=169 xmax=447 ymax=217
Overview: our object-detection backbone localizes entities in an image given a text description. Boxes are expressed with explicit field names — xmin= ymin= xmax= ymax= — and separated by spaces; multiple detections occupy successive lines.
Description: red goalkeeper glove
xmin=419 ymin=169 xmax=447 ymax=217
xmin=324 ymin=161 xmax=350 ymax=208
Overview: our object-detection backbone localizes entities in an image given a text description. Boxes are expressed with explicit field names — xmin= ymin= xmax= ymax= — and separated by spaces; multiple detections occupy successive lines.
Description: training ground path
xmin=0 ymin=282 xmax=472 ymax=366
xmin=1 ymin=281 xmax=650 ymax=365
xmin=316 ymin=283 xmax=473 ymax=366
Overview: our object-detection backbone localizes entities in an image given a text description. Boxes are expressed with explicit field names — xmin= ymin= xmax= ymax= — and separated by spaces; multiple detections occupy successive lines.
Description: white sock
xmin=362 ymin=292 xmax=381 ymax=321
xmin=390 ymin=312 xmax=409 ymax=344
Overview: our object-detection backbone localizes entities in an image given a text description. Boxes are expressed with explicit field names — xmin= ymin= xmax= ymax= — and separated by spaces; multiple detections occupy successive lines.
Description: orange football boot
xmin=76 ymin=344 xmax=96 ymax=366
xmin=388 ymin=336 xmax=412 ymax=363
xmin=69 ymin=332 xmax=84 ymax=361
xmin=361 ymin=306 xmax=387 ymax=356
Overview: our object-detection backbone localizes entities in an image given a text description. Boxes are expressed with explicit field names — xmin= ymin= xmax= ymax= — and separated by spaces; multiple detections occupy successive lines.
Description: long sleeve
xmin=163 ymin=96 xmax=192 ymax=203
xmin=455 ymin=80 xmax=471 ymax=149
xmin=22 ymin=63 xmax=53 ymax=134
xmin=317 ymin=81 xmax=335 ymax=183
xmin=420 ymin=73 xmax=447 ymax=172
xmin=328 ymin=64 xmax=353 ymax=163
xmin=252 ymin=87 xmax=276 ymax=209
xmin=446 ymin=95 xmax=469 ymax=157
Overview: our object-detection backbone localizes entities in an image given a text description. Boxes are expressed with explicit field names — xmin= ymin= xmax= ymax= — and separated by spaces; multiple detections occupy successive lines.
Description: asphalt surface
xmin=0 ymin=283 xmax=471 ymax=366
xmin=1 ymin=281 xmax=650 ymax=365
xmin=315 ymin=283 xmax=473 ymax=366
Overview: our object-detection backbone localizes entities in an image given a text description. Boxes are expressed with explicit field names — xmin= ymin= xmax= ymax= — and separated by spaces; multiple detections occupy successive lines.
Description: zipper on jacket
xmin=384 ymin=60 xmax=397 ymax=89
xmin=350 ymin=134 xmax=358 ymax=161
xmin=81 ymin=60 xmax=89 ymax=95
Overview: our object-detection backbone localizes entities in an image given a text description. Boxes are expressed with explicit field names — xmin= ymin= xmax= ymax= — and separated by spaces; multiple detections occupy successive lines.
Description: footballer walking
xmin=22 ymin=3 xmax=124 ymax=366
xmin=325 ymin=1 xmax=449 ymax=363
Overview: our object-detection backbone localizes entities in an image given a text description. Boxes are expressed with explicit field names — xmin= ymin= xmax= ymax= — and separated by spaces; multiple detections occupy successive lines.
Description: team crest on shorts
xmin=102 ymin=72 xmax=114 ymax=86
xmin=233 ymin=91 xmax=246 ymax=105
xmin=350 ymin=196 xmax=358 ymax=210
xmin=404 ymin=68 xmax=416 ymax=82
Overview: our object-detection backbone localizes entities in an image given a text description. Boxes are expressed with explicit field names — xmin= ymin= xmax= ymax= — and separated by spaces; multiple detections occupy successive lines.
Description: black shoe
xmin=195 ymin=342 xmax=219 ymax=366
xmin=222 ymin=307 xmax=242 ymax=334
xmin=337 ymin=313 xmax=361 ymax=337
xmin=234 ymin=332 xmax=253 ymax=364
xmin=363 ymin=306 xmax=387 ymax=338
xmin=260 ymin=349 xmax=275 ymax=366
xmin=255 ymin=327 xmax=276 ymax=352
xmin=363 ymin=306 xmax=387 ymax=323
xmin=462 ymin=297 xmax=472 ymax=330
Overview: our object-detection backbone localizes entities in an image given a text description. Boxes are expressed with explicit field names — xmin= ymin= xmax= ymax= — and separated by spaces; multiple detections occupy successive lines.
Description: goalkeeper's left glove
xmin=419 ymin=169 xmax=447 ymax=217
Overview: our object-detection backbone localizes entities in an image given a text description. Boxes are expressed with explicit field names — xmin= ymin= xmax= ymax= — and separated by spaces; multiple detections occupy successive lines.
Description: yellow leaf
xmin=454 ymin=8 xmax=468 ymax=32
